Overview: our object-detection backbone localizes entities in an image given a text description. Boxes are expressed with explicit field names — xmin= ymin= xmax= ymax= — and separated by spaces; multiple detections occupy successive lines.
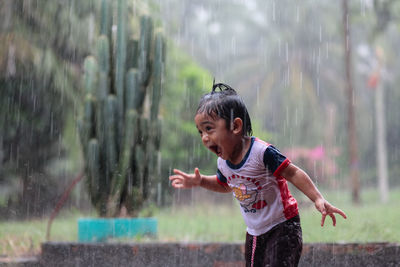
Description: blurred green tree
xmin=0 ymin=0 xmax=95 ymax=218
xmin=157 ymin=0 xmax=400 ymax=194
xmin=158 ymin=44 xmax=214 ymax=205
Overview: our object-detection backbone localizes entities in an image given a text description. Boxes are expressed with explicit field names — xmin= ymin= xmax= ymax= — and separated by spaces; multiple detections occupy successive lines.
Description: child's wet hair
xmin=196 ymin=82 xmax=253 ymax=136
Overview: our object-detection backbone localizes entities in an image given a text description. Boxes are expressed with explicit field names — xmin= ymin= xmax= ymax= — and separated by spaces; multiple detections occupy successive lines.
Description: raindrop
xmin=278 ymin=38 xmax=281 ymax=57
xmin=157 ymin=182 xmax=162 ymax=206
xmin=190 ymin=38 xmax=194 ymax=56
xmin=300 ymin=71 xmax=303 ymax=89
xmin=6 ymin=44 xmax=16 ymax=77
xmin=318 ymin=46 xmax=321 ymax=68
xmin=58 ymin=134 xmax=62 ymax=157
xmin=286 ymin=64 xmax=290 ymax=88
xmin=256 ymin=86 xmax=260 ymax=107
xmin=272 ymin=1 xmax=276 ymax=22
xmin=285 ymin=42 xmax=289 ymax=63
xmin=360 ymin=0 xmax=366 ymax=16
xmin=50 ymin=112 xmax=54 ymax=136
xmin=231 ymin=37 xmax=236 ymax=56
xmin=326 ymin=42 xmax=329 ymax=59
xmin=319 ymin=25 xmax=322 ymax=43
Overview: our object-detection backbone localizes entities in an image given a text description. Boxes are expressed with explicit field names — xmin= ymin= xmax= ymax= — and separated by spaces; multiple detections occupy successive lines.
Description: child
xmin=169 ymin=82 xmax=347 ymax=267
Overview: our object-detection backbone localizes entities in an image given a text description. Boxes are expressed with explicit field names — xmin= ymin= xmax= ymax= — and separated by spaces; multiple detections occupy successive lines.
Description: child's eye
xmin=205 ymin=126 xmax=212 ymax=131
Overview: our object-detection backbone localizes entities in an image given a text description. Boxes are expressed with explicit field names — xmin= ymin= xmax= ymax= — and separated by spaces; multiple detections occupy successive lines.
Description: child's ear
xmin=232 ymin=118 xmax=243 ymax=135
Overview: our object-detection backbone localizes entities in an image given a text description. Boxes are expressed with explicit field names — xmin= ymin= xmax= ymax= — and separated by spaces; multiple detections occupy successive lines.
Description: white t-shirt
xmin=216 ymin=137 xmax=298 ymax=236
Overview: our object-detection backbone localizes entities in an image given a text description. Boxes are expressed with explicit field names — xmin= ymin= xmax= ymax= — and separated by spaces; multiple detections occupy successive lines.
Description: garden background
xmin=1 ymin=0 xmax=400 ymax=257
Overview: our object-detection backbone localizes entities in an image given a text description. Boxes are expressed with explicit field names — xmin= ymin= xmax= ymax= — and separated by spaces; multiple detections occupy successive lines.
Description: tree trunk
xmin=375 ymin=77 xmax=389 ymax=203
xmin=371 ymin=0 xmax=392 ymax=203
xmin=342 ymin=0 xmax=360 ymax=204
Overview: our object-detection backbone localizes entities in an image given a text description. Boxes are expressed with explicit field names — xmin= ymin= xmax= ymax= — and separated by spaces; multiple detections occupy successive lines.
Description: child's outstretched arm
xmin=281 ymin=163 xmax=347 ymax=227
xmin=169 ymin=168 xmax=232 ymax=193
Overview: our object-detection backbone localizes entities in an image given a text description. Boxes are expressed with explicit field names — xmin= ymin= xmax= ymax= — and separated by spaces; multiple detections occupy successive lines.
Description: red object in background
xmin=310 ymin=146 xmax=325 ymax=161
xmin=367 ymin=71 xmax=380 ymax=89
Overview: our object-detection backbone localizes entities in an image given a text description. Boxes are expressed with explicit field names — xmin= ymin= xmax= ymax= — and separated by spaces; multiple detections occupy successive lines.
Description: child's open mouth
xmin=209 ymin=145 xmax=221 ymax=156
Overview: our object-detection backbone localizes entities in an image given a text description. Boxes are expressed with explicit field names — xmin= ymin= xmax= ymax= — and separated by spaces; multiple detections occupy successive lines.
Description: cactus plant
xmin=78 ymin=0 xmax=165 ymax=217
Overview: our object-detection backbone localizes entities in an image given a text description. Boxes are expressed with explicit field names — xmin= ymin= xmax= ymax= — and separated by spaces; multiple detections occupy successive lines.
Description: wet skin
xmin=194 ymin=112 xmax=251 ymax=165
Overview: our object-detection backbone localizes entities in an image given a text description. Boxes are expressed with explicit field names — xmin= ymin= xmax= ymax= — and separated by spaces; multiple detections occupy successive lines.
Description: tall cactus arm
xmin=83 ymin=56 xmax=98 ymax=95
xmin=138 ymin=16 xmax=153 ymax=86
xmin=105 ymin=95 xmax=118 ymax=176
xmin=107 ymin=109 xmax=138 ymax=216
xmin=96 ymin=36 xmax=111 ymax=101
xmin=115 ymin=0 xmax=127 ymax=121
xmin=150 ymin=32 xmax=165 ymax=121
xmin=100 ymin=0 xmax=112 ymax=37
xmin=80 ymin=1 xmax=165 ymax=217
xmin=125 ymin=69 xmax=140 ymax=111
xmin=87 ymin=138 xmax=101 ymax=205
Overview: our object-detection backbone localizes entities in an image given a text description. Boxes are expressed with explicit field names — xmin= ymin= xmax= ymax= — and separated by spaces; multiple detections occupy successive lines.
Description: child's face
xmin=194 ymin=112 xmax=242 ymax=162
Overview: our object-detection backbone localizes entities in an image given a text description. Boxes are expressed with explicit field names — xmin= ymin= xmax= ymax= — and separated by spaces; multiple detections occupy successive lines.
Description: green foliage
xmin=158 ymin=44 xmax=216 ymax=205
xmin=158 ymin=0 xmax=400 ymax=192
xmin=157 ymin=43 xmax=273 ymax=205
xmin=0 ymin=0 xmax=94 ymax=219
xmin=78 ymin=0 xmax=166 ymax=217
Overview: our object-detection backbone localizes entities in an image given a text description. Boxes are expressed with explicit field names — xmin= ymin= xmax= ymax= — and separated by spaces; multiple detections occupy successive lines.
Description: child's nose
xmin=201 ymin=133 xmax=209 ymax=143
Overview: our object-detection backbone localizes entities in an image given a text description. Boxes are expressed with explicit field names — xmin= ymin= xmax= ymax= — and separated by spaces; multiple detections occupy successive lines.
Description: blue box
xmin=78 ymin=218 xmax=157 ymax=242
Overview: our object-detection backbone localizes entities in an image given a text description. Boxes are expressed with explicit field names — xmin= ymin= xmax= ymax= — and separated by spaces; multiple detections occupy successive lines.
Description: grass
xmin=157 ymin=203 xmax=246 ymax=242
xmin=0 ymin=211 xmax=82 ymax=257
xmin=299 ymin=189 xmax=400 ymax=243
xmin=1 ymin=188 xmax=399 ymax=257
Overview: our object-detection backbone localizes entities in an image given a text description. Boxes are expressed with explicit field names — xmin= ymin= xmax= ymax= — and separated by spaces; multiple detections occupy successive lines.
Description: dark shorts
xmin=245 ymin=215 xmax=303 ymax=267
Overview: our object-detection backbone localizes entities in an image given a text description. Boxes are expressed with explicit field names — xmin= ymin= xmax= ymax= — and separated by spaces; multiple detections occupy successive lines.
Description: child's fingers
xmin=315 ymin=201 xmax=326 ymax=216
xmin=169 ymin=176 xmax=181 ymax=182
xmin=321 ymin=213 xmax=327 ymax=227
xmin=173 ymin=169 xmax=188 ymax=177
xmin=316 ymin=200 xmax=327 ymax=227
xmin=169 ymin=174 xmax=186 ymax=188
xmin=330 ymin=214 xmax=337 ymax=226
xmin=318 ymin=200 xmax=346 ymax=227
xmin=170 ymin=178 xmax=182 ymax=188
xmin=169 ymin=177 xmax=179 ymax=184
xmin=334 ymin=208 xmax=347 ymax=219
xmin=169 ymin=168 xmax=201 ymax=188
xmin=327 ymin=205 xmax=347 ymax=219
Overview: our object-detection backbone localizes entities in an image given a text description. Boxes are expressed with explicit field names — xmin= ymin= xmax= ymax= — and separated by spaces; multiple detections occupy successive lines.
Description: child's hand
xmin=314 ymin=198 xmax=347 ymax=227
xmin=169 ymin=168 xmax=202 ymax=189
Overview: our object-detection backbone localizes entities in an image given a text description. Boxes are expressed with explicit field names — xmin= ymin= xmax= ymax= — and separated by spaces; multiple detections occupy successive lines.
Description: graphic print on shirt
xmin=229 ymin=177 xmax=268 ymax=213
xmin=217 ymin=137 xmax=299 ymax=236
